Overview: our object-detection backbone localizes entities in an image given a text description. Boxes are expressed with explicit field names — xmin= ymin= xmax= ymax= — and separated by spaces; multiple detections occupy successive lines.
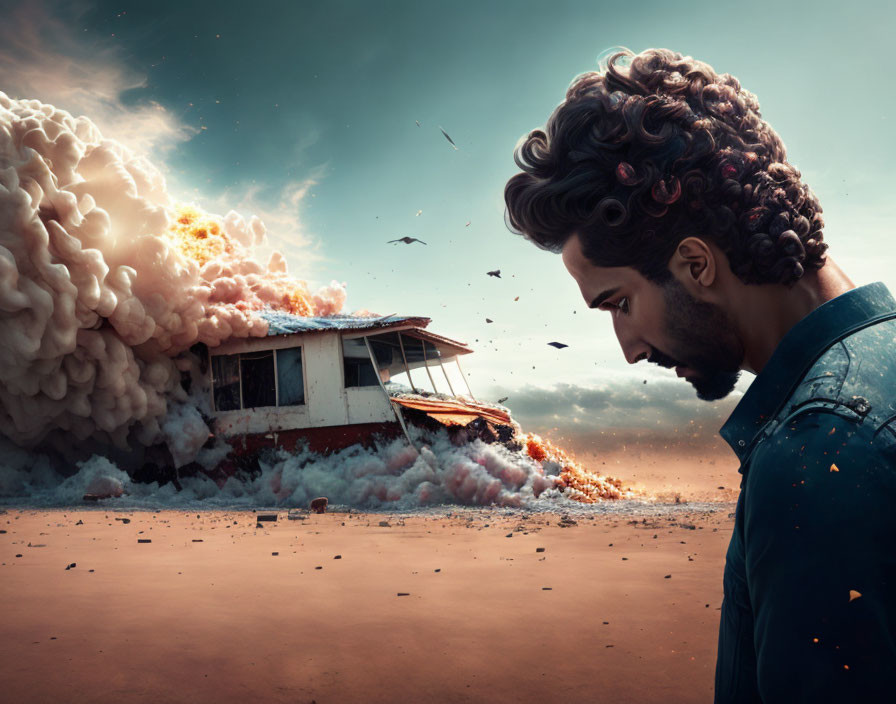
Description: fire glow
xmin=525 ymin=433 xmax=628 ymax=502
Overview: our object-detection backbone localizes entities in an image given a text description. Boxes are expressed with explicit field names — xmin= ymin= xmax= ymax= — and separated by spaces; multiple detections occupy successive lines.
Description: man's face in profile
xmin=561 ymin=234 xmax=743 ymax=401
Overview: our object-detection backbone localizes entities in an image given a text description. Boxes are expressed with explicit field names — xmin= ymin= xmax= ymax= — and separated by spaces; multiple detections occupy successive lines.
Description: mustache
xmin=647 ymin=347 xmax=681 ymax=369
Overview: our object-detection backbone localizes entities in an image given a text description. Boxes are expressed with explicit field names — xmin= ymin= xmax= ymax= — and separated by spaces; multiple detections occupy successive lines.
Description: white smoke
xmin=0 ymin=92 xmax=346 ymax=458
xmin=0 ymin=428 xmax=567 ymax=509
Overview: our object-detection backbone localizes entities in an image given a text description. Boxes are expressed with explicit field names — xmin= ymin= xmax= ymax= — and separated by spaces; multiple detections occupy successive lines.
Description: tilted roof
xmin=259 ymin=309 xmax=431 ymax=336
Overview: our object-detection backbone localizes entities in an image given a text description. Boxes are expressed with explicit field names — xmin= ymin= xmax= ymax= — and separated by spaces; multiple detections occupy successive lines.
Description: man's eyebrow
xmin=589 ymin=287 xmax=620 ymax=309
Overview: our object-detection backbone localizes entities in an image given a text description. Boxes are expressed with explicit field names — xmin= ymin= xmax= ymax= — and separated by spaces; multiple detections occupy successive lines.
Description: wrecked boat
xmin=202 ymin=311 xmax=520 ymax=479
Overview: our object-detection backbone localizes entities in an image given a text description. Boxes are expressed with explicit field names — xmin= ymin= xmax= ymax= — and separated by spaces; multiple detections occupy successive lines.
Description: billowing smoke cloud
xmin=0 ymin=92 xmax=346 ymax=457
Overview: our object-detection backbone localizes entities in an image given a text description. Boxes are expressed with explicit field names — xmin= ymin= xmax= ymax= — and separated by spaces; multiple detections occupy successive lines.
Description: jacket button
xmin=738 ymin=440 xmax=746 ymax=447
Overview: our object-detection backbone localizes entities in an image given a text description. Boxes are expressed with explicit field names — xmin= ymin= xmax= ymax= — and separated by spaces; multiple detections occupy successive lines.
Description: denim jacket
xmin=714 ymin=281 xmax=896 ymax=702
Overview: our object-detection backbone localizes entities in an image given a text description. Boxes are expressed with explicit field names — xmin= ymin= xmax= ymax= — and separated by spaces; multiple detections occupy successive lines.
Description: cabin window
xmin=240 ymin=351 xmax=277 ymax=408
xmin=211 ymin=346 xmax=306 ymax=411
xmin=398 ymin=334 xmax=427 ymax=364
xmin=276 ymin=347 xmax=305 ymax=405
xmin=342 ymin=337 xmax=380 ymax=388
xmin=211 ymin=354 xmax=241 ymax=411
xmin=344 ymin=359 xmax=380 ymax=387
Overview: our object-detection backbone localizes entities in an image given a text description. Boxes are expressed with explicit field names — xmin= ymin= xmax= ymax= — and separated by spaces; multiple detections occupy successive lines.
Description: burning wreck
xmin=201 ymin=309 xmax=521 ymax=478
xmin=188 ymin=307 xmax=631 ymax=504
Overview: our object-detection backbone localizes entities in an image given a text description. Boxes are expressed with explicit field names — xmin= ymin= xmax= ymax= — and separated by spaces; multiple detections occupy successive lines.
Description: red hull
xmin=225 ymin=421 xmax=405 ymax=457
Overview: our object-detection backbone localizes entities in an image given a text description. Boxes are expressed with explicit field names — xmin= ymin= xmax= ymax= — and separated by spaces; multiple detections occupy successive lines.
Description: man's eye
xmin=613 ymin=297 xmax=629 ymax=314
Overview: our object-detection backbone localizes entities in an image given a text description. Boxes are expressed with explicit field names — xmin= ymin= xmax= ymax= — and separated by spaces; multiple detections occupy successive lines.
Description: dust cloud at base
xmin=0 ymin=426 xmax=641 ymax=509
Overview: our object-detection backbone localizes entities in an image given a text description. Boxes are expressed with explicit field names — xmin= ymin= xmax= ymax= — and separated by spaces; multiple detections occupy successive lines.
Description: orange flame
xmin=282 ymin=282 xmax=314 ymax=317
xmin=524 ymin=433 xmax=628 ymax=503
xmin=169 ymin=206 xmax=231 ymax=266
xmin=168 ymin=205 xmax=318 ymax=317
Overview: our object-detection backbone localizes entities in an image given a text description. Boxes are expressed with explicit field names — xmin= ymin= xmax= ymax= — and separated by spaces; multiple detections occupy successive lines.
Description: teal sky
xmin=5 ymin=0 xmax=894 ymax=446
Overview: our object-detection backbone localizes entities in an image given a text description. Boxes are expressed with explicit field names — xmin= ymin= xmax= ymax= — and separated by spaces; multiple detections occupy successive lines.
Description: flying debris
xmin=548 ymin=342 xmax=569 ymax=349
xmin=486 ymin=318 xmax=493 ymax=323
xmin=487 ymin=270 xmax=501 ymax=278
xmin=415 ymin=120 xmax=421 ymax=127
xmin=514 ymin=296 xmax=519 ymax=301
xmin=497 ymin=397 xmax=509 ymax=404
xmin=439 ymin=126 xmax=459 ymax=150
xmin=415 ymin=209 xmax=423 ymax=216
xmin=387 ymin=237 xmax=427 ymax=245
xmin=465 ymin=220 xmax=471 ymax=227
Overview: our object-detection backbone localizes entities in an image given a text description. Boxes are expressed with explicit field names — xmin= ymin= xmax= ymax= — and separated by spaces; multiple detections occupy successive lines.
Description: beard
xmin=648 ymin=278 xmax=743 ymax=401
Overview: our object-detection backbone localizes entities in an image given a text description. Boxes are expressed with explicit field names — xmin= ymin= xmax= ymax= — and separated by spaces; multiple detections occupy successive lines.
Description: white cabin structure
xmin=204 ymin=312 xmax=492 ymax=458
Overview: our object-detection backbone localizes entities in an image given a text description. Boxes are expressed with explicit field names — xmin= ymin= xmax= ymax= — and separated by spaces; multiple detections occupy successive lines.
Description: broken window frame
xmin=362 ymin=335 xmax=416 ymax=449
xmin=397 ymin=333 xmax=418 ymax=392
xmin=452 ymin=355 xmax=476 ymax=400
xmin=276 ymin=346 xmax=306 ymax=406
xmin=340 ymin=326 xmax=476 ymax=399
xmin=397 ymin=334 xmax=439 ymax=393
xmin=239 ymin=350 xmax=277 ymax=409
xmin=211 ymin=353 xmax=241 ymax=412
xmin=342 ymin=337 xmax=382 ymax=388
xmin=210 ymin=345 xmax=306 ymax=411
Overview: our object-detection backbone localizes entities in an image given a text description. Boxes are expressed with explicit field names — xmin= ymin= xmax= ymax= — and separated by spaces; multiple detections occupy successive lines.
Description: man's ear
xmin=668 ymin=237 xmax=717 ymax=292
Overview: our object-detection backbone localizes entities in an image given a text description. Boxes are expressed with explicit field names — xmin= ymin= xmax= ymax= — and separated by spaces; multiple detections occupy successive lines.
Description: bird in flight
xmin=496 ymin=396 xmax=509 ymax=404
xmin=388 ymin=237 xmax=427 ymax=245
xmin=487 ymin=270 xmax=501 ymax=278
xmin=439 ymin=126 xmax=458 ymax=150
xmin=547 ymin=341 xmax=569 ymax=349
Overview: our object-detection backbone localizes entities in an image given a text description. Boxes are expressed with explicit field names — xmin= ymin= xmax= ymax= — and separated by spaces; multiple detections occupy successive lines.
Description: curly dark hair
xmin=504 ymin=47 xmax=828 ymax=286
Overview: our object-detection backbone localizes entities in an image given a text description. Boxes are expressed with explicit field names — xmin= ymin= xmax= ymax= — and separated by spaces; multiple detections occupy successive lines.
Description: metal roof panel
xmin=259 ymin=310 xmax=431 ymax=336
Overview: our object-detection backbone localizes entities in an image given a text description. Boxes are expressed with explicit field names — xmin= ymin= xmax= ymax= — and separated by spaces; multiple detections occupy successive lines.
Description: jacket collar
xmin=720 ymin=281 xmax=896 ymax=464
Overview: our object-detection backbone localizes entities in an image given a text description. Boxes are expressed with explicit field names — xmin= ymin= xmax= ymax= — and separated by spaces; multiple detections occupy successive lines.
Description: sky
xmin=2 ymin=0 xmax=894 ymax=454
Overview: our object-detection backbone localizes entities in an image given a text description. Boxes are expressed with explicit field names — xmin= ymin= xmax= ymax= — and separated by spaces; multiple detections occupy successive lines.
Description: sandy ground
xmin=580 ymin=447 xmax=742 ymax=504
xmin=1 ymin=501 xmax=738 ymax=704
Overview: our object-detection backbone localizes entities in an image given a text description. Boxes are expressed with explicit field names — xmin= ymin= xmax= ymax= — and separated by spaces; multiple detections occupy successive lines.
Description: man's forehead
xmin=562 ymin=234 xmax=618 ymax=289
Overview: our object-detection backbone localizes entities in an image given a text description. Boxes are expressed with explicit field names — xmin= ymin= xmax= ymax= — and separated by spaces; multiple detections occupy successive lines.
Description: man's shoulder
xmin=773 ymin=315 xmax=896 ymax=444
xmin=743 ymin=315 xmax=896 ymax=482
xmin=745 ymin=409 xmax=894 ymax=532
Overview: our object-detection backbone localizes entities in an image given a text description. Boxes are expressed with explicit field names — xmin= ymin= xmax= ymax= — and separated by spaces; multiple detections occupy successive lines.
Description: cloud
xmin=500 ymin=375 xmax=742 ymax=451
xmin=0 ymin=0 xmax=324 ymax=279
xmin=0 ymin=1 xmax=195 ymax=156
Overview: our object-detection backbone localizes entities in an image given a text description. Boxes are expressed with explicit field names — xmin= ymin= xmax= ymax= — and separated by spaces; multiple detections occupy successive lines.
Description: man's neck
xmin=736 ymin=257 xmax=856 ymax=374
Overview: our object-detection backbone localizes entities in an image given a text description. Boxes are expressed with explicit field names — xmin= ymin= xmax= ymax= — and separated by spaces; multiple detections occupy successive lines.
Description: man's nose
xmin=613 ymin=322 xmax=650 ymax=365
xmin=623 ymin=345 xmax=650 ymax=365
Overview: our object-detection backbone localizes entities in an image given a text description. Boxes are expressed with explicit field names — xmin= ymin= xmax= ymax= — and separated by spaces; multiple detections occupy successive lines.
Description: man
xmin=504 ymin=47 xmax=895 ymax=702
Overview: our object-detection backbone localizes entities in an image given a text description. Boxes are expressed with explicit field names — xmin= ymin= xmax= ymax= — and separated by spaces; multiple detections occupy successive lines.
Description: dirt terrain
xmin=1 ymin=501 xmax=737 ymax=703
